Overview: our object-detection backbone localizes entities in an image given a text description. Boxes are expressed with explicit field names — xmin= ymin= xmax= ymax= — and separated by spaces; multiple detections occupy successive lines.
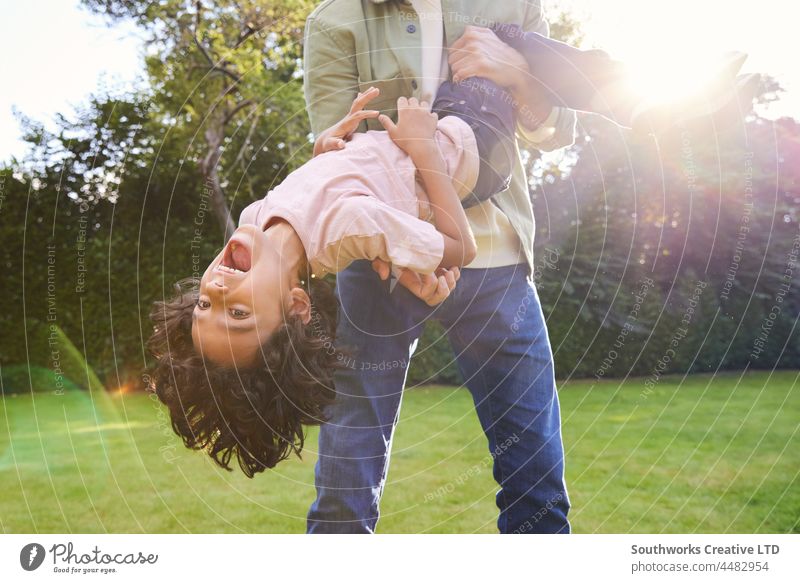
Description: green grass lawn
xmin=1 ymin=371 xmax=798 ymax=533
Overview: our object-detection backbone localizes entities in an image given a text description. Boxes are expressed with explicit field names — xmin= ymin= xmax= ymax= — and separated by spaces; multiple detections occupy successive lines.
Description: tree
xmin=530 ymin=77 xmax=800 ymax=378
xmin=83 ymin=0 xmax=313 ymax=239
xmin=2 ymin=3 xmax=797 ymax=389
xmin=2 ymin=1 xmax=316 ymax=386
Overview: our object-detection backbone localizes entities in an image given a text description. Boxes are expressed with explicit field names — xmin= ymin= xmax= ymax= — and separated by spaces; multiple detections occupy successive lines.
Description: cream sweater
xmin=410 ymin=0 xmax=553 ymax=268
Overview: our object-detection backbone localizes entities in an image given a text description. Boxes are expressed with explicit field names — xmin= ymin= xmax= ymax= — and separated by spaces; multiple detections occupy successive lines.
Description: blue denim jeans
xmin=306 ymin=261 xmax=570 ymax=533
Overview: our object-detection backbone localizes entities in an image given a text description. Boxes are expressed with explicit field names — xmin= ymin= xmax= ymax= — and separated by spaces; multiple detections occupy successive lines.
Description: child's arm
xmin=313 ymin=87 xmax=381 ymax=157
xmin=379 ymin=97 xmax=477 ymax=268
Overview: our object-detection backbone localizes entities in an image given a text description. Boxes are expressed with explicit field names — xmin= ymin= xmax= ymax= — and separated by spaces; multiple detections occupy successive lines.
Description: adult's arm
xmin=303 ymin=15 xmax=361 ymax=138
xmin=448 ymin=8 xmax=577 ymax=152
xmin=514 ymin=2 xmax=577 ymax=152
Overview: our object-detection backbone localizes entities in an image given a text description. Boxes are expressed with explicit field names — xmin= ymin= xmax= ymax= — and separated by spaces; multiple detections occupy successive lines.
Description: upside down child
xmin=148 ymin=25 xmax=755 ymax=477
xmin=148 ymin=78 xmax=516 ymax=477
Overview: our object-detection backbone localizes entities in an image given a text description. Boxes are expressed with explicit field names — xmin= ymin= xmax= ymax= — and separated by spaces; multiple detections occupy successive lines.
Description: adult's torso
xmin=326 ymin=0 xmax=531 ymax=128
xmin=307 ymin=0 xmax=539 ymax=269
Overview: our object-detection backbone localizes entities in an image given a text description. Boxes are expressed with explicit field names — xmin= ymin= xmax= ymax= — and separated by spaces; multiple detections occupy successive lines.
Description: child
xmin=148 ymin=76 xmax=519 ymax=477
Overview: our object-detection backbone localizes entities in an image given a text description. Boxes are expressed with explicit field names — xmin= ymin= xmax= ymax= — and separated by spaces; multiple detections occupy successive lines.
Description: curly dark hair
xmin=146 ymin=276 xmax=341 ymax=478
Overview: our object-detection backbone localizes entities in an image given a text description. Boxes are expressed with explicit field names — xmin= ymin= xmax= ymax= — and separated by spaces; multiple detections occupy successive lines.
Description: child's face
xmin=191 ymin=224 xmax=301 ymax=367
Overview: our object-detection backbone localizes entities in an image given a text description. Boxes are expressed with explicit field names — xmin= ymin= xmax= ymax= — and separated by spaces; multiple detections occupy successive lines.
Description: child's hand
xmin=313 ymin=87 xmax=381 ymax=157
xmin=378 ymin=97 xmax=439 ymax=161
xmin=371 ymin=259 xmax=460 ymax=306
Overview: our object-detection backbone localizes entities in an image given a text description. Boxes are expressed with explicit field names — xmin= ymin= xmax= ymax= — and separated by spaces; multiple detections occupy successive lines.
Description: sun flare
xmin=625 ymin=53 xmax=732 ymax=105
xmin=557 ymin=0 xmax=795 ymax=116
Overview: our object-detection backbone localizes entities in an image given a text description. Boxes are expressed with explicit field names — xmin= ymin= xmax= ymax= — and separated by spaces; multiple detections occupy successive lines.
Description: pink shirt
xmin=239 ymin=115 xmax=478 ymax=276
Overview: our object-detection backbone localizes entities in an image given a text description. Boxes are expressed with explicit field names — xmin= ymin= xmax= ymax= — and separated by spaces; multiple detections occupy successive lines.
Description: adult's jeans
xmin=307 ymin=260 xmax=570 ymax=533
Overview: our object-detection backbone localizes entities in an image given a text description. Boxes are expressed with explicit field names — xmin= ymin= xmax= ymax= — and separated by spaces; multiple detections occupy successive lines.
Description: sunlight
xmin=625 ymin=52 xmax=731 ymax=105
xmin=557 ymin=0 xmax=797 ymax=117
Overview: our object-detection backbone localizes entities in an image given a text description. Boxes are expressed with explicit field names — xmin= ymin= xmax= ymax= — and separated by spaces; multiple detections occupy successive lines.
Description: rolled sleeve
xmin=516 ymin=106 xmax=577 ymax=152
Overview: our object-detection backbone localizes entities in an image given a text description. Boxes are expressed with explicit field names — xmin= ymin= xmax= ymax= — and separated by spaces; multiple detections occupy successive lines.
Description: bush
xmin=0 ymin=365 xmax=82 ymax=395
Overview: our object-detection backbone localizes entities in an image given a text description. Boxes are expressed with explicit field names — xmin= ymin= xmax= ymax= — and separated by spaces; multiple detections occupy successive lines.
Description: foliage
xmin=0 ymin=365 xmax=82 ymax=395
xmin=1 ymin=3 xmax=798 ymax=389
xmin=84 ymin=0 xmax=314 ymax=235
xmin=407 ymin=320 xmax=462 ymax=386
xmin=1 ymin=1 xmax=312 ymax=386
xmin=530 ymin=109 xmax=800 ymax=379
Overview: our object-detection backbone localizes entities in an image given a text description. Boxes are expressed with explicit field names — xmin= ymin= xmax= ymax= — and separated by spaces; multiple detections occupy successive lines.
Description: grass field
xmin=1 ymin=371 xmax=798 ymax=533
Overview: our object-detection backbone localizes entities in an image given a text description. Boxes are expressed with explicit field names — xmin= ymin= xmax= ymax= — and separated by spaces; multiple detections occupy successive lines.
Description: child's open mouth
xmin=217 ymin=236 xmax=252 ymax=274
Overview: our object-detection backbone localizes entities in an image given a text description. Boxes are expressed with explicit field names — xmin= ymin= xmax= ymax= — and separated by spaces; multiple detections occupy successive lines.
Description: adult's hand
xmin=371 ymin=259 xmax=460 ymax=306
xmin=448 ymin=25 xmax=553 ymax=129
xmin=448 ymin=25 xmax=530 ymax=88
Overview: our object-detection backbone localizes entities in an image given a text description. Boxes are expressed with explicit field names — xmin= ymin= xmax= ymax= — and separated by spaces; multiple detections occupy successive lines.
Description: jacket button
xmin=406 ymin=23 xmax=416 ymax=33
xmin=411 ymin=80 xmax=418 ymax=90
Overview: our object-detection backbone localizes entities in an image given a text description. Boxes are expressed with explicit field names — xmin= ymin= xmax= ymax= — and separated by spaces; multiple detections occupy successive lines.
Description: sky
xmin=1 ymin=0 xmax=798 ymax=163
xmin=0 ymin=0 xmax=142 ymax=162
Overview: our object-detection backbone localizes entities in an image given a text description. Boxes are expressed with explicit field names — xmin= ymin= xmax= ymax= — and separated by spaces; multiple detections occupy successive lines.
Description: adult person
xmin=303 ymin=0 xmax=575 ymax=533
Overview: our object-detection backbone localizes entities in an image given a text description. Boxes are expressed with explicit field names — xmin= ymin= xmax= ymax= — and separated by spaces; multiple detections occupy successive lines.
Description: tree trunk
xmin=200 ymin=120 xmax=236 ymax=241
